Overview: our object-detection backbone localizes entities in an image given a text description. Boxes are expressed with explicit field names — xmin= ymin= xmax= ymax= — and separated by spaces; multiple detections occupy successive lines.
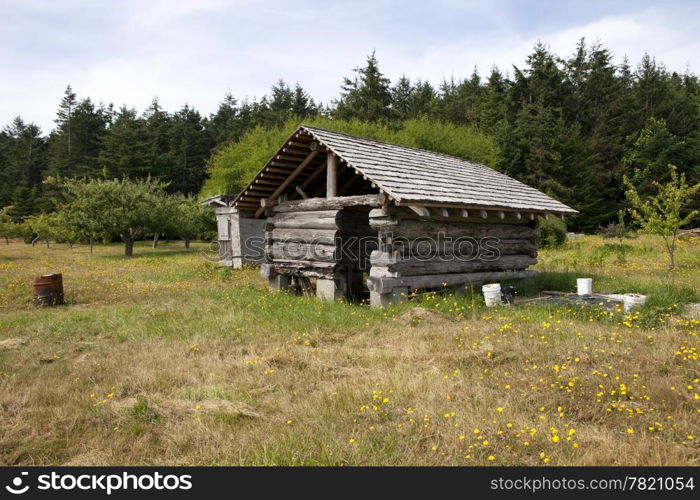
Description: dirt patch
xmin=396 ymin=307 xmax=451 ymax=326
xmin=0 ymin=338 xmax=25 ymax=350
xmin=682 ymin=303 xmax=700 ymax=319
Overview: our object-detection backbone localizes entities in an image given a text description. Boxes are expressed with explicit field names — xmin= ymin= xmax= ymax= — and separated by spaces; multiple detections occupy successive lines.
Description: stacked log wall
xmin=262 ymin=195 xmax=380 ymax=280
xmin=367 ymin=206 xmax=538 ymax=293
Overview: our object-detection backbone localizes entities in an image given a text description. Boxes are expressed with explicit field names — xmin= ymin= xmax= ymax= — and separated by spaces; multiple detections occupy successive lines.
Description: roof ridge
xmin=300 ymin=124 xmax=486 ymax=166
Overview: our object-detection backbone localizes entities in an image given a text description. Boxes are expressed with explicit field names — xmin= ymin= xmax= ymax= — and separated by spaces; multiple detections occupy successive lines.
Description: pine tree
xmin=47 ymin=87 xmax=108 ymax=178
xmin=208 ymin=93 xmax=240 ymax=144
xmin=8 ymin=183 xmax=36 ymax=220
xmin=167 ymin=105 xmax=214 ymax=195
xmin=55 ymin=85 xmax=77 ymax=160
xmin=335 ymin=51 xmax=393 ymax=122
xmin=143 ymin=98 xmax=172 ymax=180
xmin=479 ymin=67 xmax=508 ymax=134
xmin=291 ymin=83 xmax=317 ymax=118
xmin=408 ymin=80 xmax=437 ymax=117
xmin=98 ymin=107 xmax=151 ymax=179
xmin=391 ymin=76 xmax=414 ymax=120
xmin=265 ymin=79 xmax=295 ymax=128
xmin=623 ymin=118 xmax=687 ymax=195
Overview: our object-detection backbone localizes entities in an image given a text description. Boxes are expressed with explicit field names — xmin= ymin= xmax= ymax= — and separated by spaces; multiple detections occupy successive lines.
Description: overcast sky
xmin=1 ymin=0 xmax=699 ymax=132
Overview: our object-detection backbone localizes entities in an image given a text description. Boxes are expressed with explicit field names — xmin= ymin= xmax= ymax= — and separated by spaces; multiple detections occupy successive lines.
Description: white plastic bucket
xmin=482 ymin=283 xmax=502 ymax=307
xmin=577 ymin=278 xmax=592 ymax=296
xmin=623 ymin=294 xmax=647 ymax=312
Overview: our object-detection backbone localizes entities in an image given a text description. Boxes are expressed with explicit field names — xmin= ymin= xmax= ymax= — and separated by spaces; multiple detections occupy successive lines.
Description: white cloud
xmin=382 ymin=4 xmax=700 ymax=84
xmin=0 ymin=1 xmax=697 ymax=132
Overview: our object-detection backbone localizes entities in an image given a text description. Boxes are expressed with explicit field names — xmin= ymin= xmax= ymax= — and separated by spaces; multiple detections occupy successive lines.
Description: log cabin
xmin=208 ymin=125 xmax=577 ymax=306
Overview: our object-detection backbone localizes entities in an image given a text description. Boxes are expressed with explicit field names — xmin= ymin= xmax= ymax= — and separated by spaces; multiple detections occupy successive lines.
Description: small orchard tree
xmin=0 ymin=206 xmax=21 ymax=244
xmin=56 ymin=196 xmax=106 ymax=255
xmin=58 ymin=177 xmax=170 ymax=257
xmin=150 ymin=194 xmax=180 ymax=249
xmin=623 ymin=164 xmax=700 ymax=269
xmin=25 ymin=213 xmax=58 ymax=248
xmin=171 ymin=195 xmax=210 ymax=249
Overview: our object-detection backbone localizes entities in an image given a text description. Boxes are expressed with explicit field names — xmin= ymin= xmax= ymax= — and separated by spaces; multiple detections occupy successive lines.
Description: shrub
xmin=538 ymin=216 xmax=567 ymax=248
xmin=201 ymin=116 xmax=502 ymax=198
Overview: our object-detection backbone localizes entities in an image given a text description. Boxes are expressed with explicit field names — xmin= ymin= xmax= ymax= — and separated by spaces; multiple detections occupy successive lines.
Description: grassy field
xmin=0 ymin=235 xmax=698 ymax=466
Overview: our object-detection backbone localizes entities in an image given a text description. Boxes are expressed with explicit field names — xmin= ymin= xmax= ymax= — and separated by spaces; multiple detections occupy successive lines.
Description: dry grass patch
xmin=0 ymin=238 xmax=698 ymax=465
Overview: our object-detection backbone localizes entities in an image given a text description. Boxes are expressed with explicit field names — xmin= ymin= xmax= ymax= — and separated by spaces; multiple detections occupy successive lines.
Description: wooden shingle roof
xmin=231 ymin=125 xmax=577 ymax=216
xmin=302 ymin=126 xmax=577 ymax=215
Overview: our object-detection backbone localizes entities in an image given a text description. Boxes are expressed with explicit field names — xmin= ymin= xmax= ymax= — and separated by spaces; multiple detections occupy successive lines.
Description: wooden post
xmin=327 ymin=153 xmax=337 ymax=198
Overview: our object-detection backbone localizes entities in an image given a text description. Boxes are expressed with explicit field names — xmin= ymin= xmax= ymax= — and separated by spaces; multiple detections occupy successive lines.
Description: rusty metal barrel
xmin=32 ymin=274 xmax=64 ymax=306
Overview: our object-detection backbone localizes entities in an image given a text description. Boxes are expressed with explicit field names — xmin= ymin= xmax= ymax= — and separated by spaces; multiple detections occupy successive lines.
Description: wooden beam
xmin=265 ymin=167 xmax=296 ymax=175
xmin=438 ymin=208 xmax=449 ymax=217
xmin=276 ymin=154 xmax=304 ymax=162
xmin=461 ymin=209 xmax=469 ymax=218
xmin=295 ymin=186 xmax=309 ymax=199
xmin=254 ymin=178 xmax=280 ymax=186
xmin=281 ymin=148 xmax=307 ymax=155
xmin=259 ymin=172 xmax=287 ymax=179
xmin=480 ymin=210 xmax=488 ymax=219
xmin=312 ymin=161 xmax=351 ymax=198
xmin=272 ymin=194 xmax=385 ymax=213
xmin=244 ymin=188 xmax=273 ymax=196
xmin=393 ymin=200 xmax=577 ymax=217
xmin=270 ymin=161 xmax=297 ymax=168
xmin=327 ymin=153 xmax=337 ymax=198
xmin=255 ymin=149 xmax=321 ymax=217
xmin=298 ymin=161 xmax=327 ymax=191
xmin=409 ymin=206 xmax=430 ymax=218
xmin=259 ymin=198 xmax=278 ymax=208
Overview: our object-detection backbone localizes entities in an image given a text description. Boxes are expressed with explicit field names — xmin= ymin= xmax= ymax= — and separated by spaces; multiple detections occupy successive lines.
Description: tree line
xmin=0 ymin=177 xmax=213 ymax=256
xmin=1 ymin=39 xmax=699 ymax=231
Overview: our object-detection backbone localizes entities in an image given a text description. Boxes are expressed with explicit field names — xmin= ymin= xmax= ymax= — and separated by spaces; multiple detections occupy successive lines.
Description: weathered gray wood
xmin=387 ymin=237 xmax=536 ymax=258
xmin=327 ymin=153 xmax=337 ymax=198
xmin=268 ymin=218 xmax=340 ymax=230
xmin=383 ymin=220 xmax=536 ymax=240
xmin=269 ymin=242 xmax=337 ymax=262
xmin=267 ymin=261 xmax=338 ymax=278
xmin=269 ymin=210 xmax=341 ymax=230
xmin=272 ymin=194 xmax=385 ymax=213
xmin=369 ymin=254 xmax=536 ymax=277
xmin=367 ymin=270 xmax=538 ymax=294
xmin=408 ymin=205 xmax=430 ymax=217
xmin=374 ymin=205 xmax=533 ymax=225
xmin=269 ymin=228 xmax=339 ymax=244
xmin=271 ymin=210 xmax=340 ymax=221
xmin=368 ymin=207 xmax=395 ymax=218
